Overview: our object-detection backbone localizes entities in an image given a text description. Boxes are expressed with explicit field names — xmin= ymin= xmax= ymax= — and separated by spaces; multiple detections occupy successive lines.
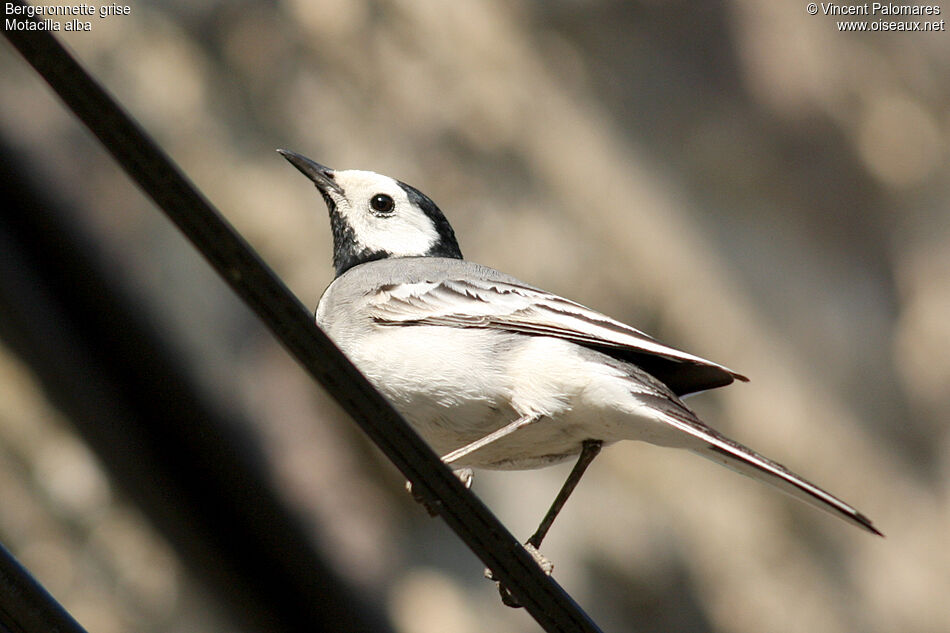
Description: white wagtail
xmin=278 ymin=149 xmax=882 ymax=554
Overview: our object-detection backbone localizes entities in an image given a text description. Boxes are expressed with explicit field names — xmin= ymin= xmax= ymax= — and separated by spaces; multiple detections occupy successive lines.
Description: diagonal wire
xmin=0 ymin=542 xmax=90 ymax=633
xmin=2 ymin=5 xmax=603 ymax=633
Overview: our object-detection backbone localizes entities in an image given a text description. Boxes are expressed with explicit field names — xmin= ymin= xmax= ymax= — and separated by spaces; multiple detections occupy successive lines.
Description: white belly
xmin=334 ymin=325 xmax=681 ymax=469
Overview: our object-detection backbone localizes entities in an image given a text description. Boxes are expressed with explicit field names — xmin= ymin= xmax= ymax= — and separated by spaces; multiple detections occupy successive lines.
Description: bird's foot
xmin=524 ymin=542 xmax=554 ymax=575
xmin=454 ymin=467 xmax=475 ymax=489
xmin=484 ymin=542 xmax=553 ymax=608
xmin=405 ymin=468 xmax=474 ymax=516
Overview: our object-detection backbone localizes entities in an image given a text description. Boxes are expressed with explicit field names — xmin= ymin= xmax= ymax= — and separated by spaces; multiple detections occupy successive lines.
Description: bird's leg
xmin=441 ymin=414 xmax=542 ymax=465
xmin=488 ymin=439 xmax=603 ymax=608
xmin=527 ymin=439 xmax=603 ymax=549
xmin=407 ymin=414 xmax=541 ymax=516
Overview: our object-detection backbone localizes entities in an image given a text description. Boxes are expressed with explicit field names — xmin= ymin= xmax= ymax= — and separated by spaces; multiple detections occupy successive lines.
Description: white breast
xmin=321 ymin=314 xmax=681 ymax=469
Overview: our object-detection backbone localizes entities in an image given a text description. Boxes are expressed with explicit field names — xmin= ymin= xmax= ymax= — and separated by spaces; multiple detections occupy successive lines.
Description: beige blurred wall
xmin=2 ymin=2 xmax=948 ymax=632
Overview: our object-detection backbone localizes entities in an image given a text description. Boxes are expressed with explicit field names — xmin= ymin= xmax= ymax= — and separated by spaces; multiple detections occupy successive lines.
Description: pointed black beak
xmin=277 ymin=149 xmax=344 ymax=196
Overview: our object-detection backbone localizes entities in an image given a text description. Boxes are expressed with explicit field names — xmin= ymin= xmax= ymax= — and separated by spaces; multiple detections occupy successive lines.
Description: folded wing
xmin=367 ymin=277 xmax=748 ymax=396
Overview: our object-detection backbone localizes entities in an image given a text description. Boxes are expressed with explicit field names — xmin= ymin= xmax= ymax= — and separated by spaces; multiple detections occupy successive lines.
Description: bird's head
xmin=278 ymin=149 xmax=462 ymax=276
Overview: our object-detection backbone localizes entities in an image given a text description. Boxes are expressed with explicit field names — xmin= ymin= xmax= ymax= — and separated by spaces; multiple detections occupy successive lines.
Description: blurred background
xmin=1 ymin=1 xmax=948 ymax=631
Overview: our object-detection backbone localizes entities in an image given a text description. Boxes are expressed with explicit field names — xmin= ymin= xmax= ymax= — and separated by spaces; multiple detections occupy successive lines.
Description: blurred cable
xmin=2 ymin=5 xmax=604 ymax=633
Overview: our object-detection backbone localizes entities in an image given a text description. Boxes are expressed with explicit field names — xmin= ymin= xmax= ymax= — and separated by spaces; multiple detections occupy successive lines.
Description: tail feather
xmin=658 ymin=408 xmax=882 ymax=536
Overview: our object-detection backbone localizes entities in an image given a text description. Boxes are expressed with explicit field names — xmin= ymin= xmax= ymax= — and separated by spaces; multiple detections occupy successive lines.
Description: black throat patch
xmin=327 ymin=196 xmax=389 ymax=276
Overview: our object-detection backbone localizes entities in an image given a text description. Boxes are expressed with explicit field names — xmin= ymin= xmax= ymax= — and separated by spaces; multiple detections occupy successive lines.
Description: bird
xmin=277 ymin=148 xmax=883 ymax=558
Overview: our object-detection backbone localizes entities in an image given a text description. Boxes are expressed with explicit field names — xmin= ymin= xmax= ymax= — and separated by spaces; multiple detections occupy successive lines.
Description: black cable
xmin=0 ymin=542 xmax=89 ymax=633
xmin=2 ymin=5 xmax=603 ymax=633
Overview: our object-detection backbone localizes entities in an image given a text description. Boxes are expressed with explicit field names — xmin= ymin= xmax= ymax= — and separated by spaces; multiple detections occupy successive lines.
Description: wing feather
xmin=366 ymin=278 xmax=748 ymax=395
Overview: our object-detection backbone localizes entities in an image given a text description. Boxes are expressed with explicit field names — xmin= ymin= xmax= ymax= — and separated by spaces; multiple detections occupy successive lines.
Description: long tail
xmin=658 ymin=407 xmax=882 ymax=536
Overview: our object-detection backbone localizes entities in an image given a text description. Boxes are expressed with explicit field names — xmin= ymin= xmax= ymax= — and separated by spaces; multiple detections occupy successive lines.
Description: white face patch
xmin=329 ymin=170 xmax=440 ymax=257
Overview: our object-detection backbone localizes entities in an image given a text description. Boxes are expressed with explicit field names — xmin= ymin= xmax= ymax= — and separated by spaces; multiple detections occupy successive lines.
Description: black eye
xmin=370 ymin=193 xmax=395 ymax=214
